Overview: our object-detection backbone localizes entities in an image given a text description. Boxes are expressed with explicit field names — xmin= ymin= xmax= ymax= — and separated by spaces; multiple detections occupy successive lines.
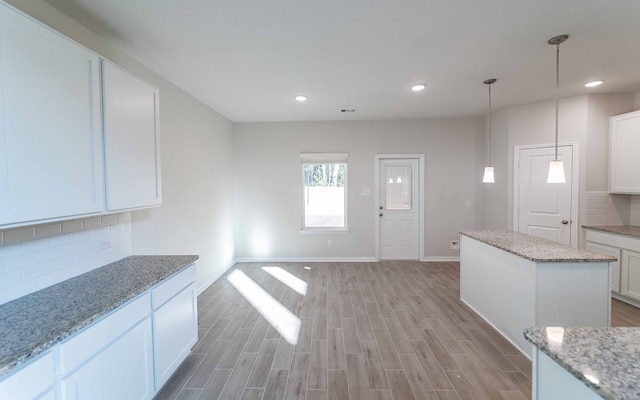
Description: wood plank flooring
xmin=155 ymin=261 xmax=640 ymax=400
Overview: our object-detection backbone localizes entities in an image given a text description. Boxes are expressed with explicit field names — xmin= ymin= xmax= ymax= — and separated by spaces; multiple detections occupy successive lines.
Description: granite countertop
xmin=460 ymin=230 xmax=616 ymax=263
xmin=0 ymin=255 xmax=198 ymax=377
xmin=583 ymin=225 xmax=640 ymax=239
xmin=525 ymin=327 xmax=640 ymax=400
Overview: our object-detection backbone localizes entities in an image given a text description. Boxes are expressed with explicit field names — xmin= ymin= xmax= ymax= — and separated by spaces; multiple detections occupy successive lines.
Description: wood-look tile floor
xmin=155 ymin=261 xmax=640 ymax=400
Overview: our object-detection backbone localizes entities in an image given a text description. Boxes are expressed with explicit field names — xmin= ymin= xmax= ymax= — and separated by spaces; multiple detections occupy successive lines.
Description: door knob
xmin=379 ymin=213 xmax=383 ymax=217
xmin=562 ymin=220 xmax=569 ymax=225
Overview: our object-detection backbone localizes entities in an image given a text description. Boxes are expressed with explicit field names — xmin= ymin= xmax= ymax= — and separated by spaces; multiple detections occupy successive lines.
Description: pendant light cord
xmin=554 ymin=42 xmax=560 ymax=161
xmin=488 ymin=83 xmax=492 ymax=166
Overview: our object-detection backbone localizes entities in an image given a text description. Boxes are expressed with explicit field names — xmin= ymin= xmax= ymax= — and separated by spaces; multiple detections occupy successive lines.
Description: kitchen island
xmin=525 ymin=326 xmax=640 ymax=400
xmin=460 ymin=230 xmax=615 ymax=356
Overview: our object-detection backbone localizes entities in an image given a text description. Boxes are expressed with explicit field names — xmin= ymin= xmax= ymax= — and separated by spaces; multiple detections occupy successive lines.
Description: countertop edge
xmin=461 ymin=230 xmax=616 ymax=263
xmin=524 ymin=328 xmax=618 ymax=400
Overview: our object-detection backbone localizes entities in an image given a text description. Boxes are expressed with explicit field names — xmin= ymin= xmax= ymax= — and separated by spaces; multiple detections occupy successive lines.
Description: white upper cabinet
xmin=610 ymin=110 xmax=640 ymax=194
xmin=0 ymin=3 xmax=104 ymax=225
xmin=102 ymin=60 xmax=161 ymax=211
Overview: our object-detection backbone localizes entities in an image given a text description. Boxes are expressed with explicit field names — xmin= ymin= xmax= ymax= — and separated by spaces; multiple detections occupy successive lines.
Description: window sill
xmin=299 ymin=228 xmax=350 ymax=235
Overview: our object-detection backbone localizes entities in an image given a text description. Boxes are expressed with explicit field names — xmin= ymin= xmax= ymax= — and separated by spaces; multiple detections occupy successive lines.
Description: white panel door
xmin=0 ymin=4 xmax=103 ymax=225
xmin=102 ymin=60 xmax=161 ymax=211
xmin=516 ymin=145 xmax=573 ymax=245
xmin=379 ymin=158 xmax=419 ymax=260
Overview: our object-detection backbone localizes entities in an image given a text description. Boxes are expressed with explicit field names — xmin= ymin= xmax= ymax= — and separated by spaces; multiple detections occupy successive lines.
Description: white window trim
xmin=300 ymin=153 xmax=348 ymax=234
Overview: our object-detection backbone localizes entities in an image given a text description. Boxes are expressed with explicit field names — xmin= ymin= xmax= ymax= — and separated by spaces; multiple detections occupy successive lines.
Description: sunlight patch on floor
xmin=227 ymin=269 xmax=301 ymax=345
xmin=261 ymin=266 xmax=308 ymax=295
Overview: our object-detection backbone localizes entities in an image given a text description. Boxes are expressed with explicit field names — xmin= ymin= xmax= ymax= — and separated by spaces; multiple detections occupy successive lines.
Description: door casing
xmin=375 ymin=154 xmax=425 ymax=261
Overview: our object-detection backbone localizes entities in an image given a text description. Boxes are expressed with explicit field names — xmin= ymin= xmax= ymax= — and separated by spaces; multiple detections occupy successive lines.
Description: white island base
xmin=460 ymin=233 xmax=611 ymax=357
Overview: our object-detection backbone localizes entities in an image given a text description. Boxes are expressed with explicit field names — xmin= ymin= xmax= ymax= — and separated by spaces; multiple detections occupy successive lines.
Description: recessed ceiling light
xmin=295 ymin=95 xmax=308 ymax=102
xmin=411 ymin=83 xmax=427 ymax=91
xmin=585 ymin=80 xmax=604 ymax=88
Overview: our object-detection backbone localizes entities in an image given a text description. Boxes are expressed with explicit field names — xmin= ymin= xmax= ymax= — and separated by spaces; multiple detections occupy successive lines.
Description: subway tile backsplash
xmin=585 ymin=191 xmax=640 ymax=226
xmin=0 ymin=213 xmax=132 ymax=306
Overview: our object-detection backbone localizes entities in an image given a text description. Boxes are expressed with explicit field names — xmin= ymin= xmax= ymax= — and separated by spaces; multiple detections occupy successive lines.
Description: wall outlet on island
xmin=327 ymin=239 xmax=333 ymax=247
xmin=450 ymin=240 xmax=460 ymax=250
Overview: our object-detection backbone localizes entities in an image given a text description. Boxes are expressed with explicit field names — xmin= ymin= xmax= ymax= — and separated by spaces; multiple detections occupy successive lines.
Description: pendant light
xmin=547 ymin=34 xmax=568 ymax=184
xmin=482 ymin=78 xmax=497 ymax=183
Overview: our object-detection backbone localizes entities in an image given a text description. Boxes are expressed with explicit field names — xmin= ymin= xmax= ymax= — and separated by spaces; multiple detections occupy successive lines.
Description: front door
xmin=515 ymin=145 xmax=574 ymax=245
xmin=379 ymin=158 xmax=419 ymax=259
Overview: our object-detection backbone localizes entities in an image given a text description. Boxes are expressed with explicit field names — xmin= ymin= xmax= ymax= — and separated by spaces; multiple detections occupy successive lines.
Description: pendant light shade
xmin=547 ymin=35 xmax=568 ymax=184
xmin=483 ymin=78 xmax=497 ymax=183
xmin=482 ymin=166 xmax=495 ymax=183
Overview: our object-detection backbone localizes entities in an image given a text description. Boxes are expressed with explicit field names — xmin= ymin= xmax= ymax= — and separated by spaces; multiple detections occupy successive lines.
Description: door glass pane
xmin=385 ymin=165 xmax=412 ymax=210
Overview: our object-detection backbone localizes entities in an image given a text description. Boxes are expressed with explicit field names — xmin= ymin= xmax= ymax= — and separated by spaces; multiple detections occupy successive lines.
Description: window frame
xmin=300 ymin=153 xmax=349 ymax=234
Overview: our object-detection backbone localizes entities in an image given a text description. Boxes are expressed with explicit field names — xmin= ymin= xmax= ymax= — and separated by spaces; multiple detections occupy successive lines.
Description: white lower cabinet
xmin=621 ymin=249 xmax=640 ymax=301
xmin=60 ymin=319 xmax=153 ymax=400
xmin=586 ymin=229 xmax=640 ymax=306
xmin=0 ymin=263 xmax=197 ymax=400
xmin=59 ymin=294 xmax=153 ymax=400
xmin=586 ymin=241 xmax=621 ymax=292
xmin=152 ymin=266 xmax=198 ymax=390
xmin=0 ymin=351 xmax=55 ymax=400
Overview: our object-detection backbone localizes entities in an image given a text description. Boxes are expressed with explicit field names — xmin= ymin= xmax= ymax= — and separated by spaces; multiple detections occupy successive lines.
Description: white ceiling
xmin=45 ymin=0 xmax=640 ymax=122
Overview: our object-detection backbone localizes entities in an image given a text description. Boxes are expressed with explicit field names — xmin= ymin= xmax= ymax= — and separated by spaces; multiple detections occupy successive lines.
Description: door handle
xmin=379 ymin=213 xmax=383 ymax=217
xmin=562 ymin=220 xmax=569 ymax=225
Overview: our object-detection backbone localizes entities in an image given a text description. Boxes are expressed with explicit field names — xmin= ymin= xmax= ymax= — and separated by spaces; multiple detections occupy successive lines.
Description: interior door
xmin=379 ymin=158 xmax=419 ymax=259
xmin=516 ymin=145 xmax=573 ymax=245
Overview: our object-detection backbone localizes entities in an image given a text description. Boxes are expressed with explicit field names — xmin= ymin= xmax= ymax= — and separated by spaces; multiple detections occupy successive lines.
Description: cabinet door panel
xmin=622 ymin=249 xmax=640 ymax=301
xmin=586 ymin=242 xmax=621 ymax=293
xmin=0 ymin=351 xmax=55 ymax=399
xmin=103 ymin=61 xmax=161 ymax=211
xmin=153 ymin=283 xmax=197 ymax=389
xmin=61 ymin=318 xmax=153 ymax=400
xmin=0 ymin=5 xmax=103 ymax=225
xmin=610 ymin=111 xmax=640 ymax=193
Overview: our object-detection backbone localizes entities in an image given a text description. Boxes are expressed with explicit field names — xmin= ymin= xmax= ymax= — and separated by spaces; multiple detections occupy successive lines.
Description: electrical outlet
xmin=327 ymin=239 xmax=333 ymax=247
xmin=450 ymin=240 xmax=460 ymax=250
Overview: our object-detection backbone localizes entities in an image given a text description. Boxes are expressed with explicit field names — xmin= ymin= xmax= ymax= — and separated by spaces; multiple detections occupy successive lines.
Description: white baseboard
xmin=197 ymin=258 xmax=237 ymax=295
xmin=421 ymin=256 xmax=460 ymax=262
xmin=234 ymin=257 xmax=377 ymax=263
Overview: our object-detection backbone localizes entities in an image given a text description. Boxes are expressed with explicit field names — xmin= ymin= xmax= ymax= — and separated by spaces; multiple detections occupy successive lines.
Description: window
xmin=301 ymin=153 xmax=348 ymax=232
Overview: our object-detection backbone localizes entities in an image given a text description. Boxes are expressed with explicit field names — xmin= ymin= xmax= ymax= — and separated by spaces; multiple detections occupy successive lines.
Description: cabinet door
xmin=0 ymin=4 xmax=104 ymax=226
xmin=621 ymin=249 xmax=640 ymax=301
xmin=60 ymin=318 xmax=154 ymax=400
xmin=610 ymin=110 xmax=640 ymax=193
xmin=153 ymin=282 xmax=197 ymax=390
xmin=586 ymin=241 xmax=621 ymax=293
xmin=102 ymin=60 xmax=161 ymax=211
xmin=0 ymin=351 xmax=55 ymax=399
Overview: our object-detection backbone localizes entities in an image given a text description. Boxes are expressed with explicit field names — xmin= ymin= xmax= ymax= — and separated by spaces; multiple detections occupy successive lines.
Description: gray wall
xmin=233 ymin=119 xmax=484 ymax=260
xmin=9 ymin=0 xmax=236 ymax=291
xmin=482 ymin=93 xmax=635 ymax=246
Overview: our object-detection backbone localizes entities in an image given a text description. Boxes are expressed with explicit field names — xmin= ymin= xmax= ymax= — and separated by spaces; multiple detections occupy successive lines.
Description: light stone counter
xmin=0 ymin=255 xmax=198 ymax=377
xmin=583 ymin=225 xmax=640 ymax=239
xmin=461 ymin=230 xmax=616 ymax=263
xmin=525 ymin=326 xmax=640 ymax=400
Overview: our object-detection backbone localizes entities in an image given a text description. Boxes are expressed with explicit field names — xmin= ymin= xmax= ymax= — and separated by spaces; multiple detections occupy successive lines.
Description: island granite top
xmin=460 ymin=230 xmax=616 ymax=263
xmin=583 ymin=225 xmax=640 ymax=239
xmin=0 ymin=254 xmax=198 ymax=377
xmin=525 ymin=326 xmax=640 ymax=400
